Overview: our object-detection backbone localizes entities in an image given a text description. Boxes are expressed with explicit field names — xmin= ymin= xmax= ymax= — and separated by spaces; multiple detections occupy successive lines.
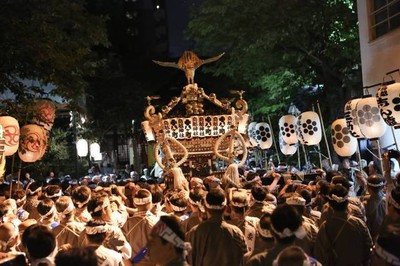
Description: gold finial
xmin=153 ymin=51 xmax=224 ymax=85
xmin=145 ymin=95 xmax=160 ymax=106
xmin=229 ymin=90 xmax=245 ymax=99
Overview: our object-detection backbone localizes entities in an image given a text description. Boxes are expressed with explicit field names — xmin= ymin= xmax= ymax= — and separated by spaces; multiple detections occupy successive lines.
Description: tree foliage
xmin=0 ymin=0 xmax=109 ymax=105
xmin=187 ymin=0 xmax=361 ymax=120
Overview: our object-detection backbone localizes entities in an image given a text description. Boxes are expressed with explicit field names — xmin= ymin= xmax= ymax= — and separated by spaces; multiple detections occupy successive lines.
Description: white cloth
xmin=95 ymin=245 xmax=123 ymax=266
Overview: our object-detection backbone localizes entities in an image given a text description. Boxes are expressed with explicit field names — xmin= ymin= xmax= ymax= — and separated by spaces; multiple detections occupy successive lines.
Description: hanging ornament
xmin=0 ymin=116 xmax=20 ymax=156
xmin=344 ymin=99 xmax=365 ymax=138
xmin=279 ymin=134 xmax=297 ymax=155
xmin=331 ymin=119 xmax=357 ymax=157
xmin=279 ymin=115 xmax=298 ymax=145
xmin=376 ymin=83 xmax=400 ymax=128
xmin=247 ymin=122 xmax=259 ymax=147
xmin=18 ymin=124 xmax=47 ymax=162
xmin=254 ymin=122 xmax=273 ymax=150
xmin=296 ymin=111 xmax=322 ymax=145
xmin=356 ymin=96 xmax=387 ymax=139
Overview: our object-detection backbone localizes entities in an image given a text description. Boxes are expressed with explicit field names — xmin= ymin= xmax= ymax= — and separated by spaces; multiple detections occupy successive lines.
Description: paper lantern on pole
xmin=33 ymin=99 xmax=56 ymax=131
xmin=344 ymin=99 xmax=365 ymax=138
xmin=92 ymin=152 xmax=102 ymax=161
xmin=141 ymin=121 xmax=155 ymax=142
xmin=356 ymin=96 xmax=387 ymax=139
xmin=247 ymin=122 xmax=259 ymax=147
xmin=331 ymin=119 xmax=357 ymax=157
xmin=254 ymin=122 xmax=273 ymax=149
xmin=76 ymin=139 xmax=89 ymax=157
xmin=376 ymin=83 xmax=400 ymax=128
xmin=18 ymin=124 xmax=47 ymax=162
xmin=90 ymin=143 xmax=101 ymax=157
xmin=0 ymin=116 xmax=20 ymax=156
xmin=279 ymin=134 xmax=297 ymax=155
xmin=296 ymin=111 xmax=322 ymax=145
xmin=279 ymin=115 xmax=298 ymax=144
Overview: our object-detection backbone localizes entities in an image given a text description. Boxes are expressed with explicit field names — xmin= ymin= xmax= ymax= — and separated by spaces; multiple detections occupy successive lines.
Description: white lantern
xmin=92 ymin=152 xmax=102 ymax=161
xmin=141 ymin=121 xmax=155 ymax=142
xmin=237 ymin=114 xmax=249 ymax=134
xmin=279 ymin=134 xmax=297 ymax=155
xmin=254 ymin=122 xmax=273 ymax=149
xmin=0 ymin=116 xmax=20 ymax=156
xmin=76 ymin=139 xmax=88 ymax=157
xmin=279 ymin=115 xmax=298 ymax=144
xmin=344 ymin=99 xmax=365 ymax=138
xmin=331 ymin=119 xmax=357 ymax=157
xmin=376 ymin=83 xmax=400 ymax=128
xmin=296 ymin=111 xmax=322 ymax=145
xmin=90 ymin=143 xmax=100 ymax=157
xmin=356 ymin=96 xmax=387 ymax=139
xmin=247 ymin=122 xmax=259 ymax=147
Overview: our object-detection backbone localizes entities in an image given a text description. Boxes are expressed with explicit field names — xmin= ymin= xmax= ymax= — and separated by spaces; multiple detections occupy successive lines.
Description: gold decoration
xmin=153 ymin=51 xmax=224 ymax=85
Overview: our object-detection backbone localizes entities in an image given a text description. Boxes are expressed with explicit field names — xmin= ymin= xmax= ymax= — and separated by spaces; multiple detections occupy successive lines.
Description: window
xmin=370 ymin=0 xmax=400 ymax=39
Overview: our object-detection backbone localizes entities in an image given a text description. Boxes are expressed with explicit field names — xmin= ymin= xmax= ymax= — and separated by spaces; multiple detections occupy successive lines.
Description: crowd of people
xmin=0 ymin=151 xmax=399 ymax=266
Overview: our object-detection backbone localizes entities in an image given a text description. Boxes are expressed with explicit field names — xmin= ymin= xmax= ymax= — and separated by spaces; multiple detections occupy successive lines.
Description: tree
xmin=186 ymin=0 xmax=361 ymax=121
xmin=0 ymin=0 xmax=109 ymax=105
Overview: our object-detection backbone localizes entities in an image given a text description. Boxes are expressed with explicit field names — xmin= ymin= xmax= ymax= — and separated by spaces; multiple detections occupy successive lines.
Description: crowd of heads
xmin=0 ymin=152 xmax=398 ymax=265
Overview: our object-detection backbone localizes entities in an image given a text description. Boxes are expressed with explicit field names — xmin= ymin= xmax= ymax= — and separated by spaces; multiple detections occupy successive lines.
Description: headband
xmin=61 ymin=201 xmax=75 ymax=218
xmin=388 ymin=193 xmax=400 ymax=210
xmin=133 ymin=195 xmax=152 ymax=206
xmin=152 ymin=220 xmax=191 ymax=251
xmin=230 ymin=199 xmax=249 ymax=208
xmin=367 ymin=181 xmax=385 ymax=187
xmin=272 ymin=253 xmax=312 ymax=266
xmin=257 ymin=222 xmax=273 ymax=238
xmin=16 ymin=196 xmax=26 ymax=204
xmin=39 ymin=205 xmax=56 ymax=219
xmin=75 ymin=195 xmax=91 ymax=209
xmin=246 ymin=176 xmax=261 ymax=184
xmin=0 ymin=223 xmax=19 ymax=251
xmin=261 ymin=204 xmax=275 ymax=214
xmin=191 ymin=177 xmax=203 ymax=184
xmin=92 ymin=198 xmax=110 ymax=213
xmin=270 ymin=223 xmax=306 ymax=239
xmin=45 ymin=190 xmax=62 ymax=199
xmin=28 ymin=243 xmax=58 ymax=266
xmin=286 ymin=196 xmax=306 ymax=206
xmin=188 ymin=197 xmax=199 ymax=206
xmin=86 ymin=225 xmax=108 ymax=235
xmin=204 ymin=199 xmax=227 ymax=210
xmin=26 ymin=187 xmax=42 ymax=195
xmin=251 ymin=195 xmax=265 ymax=204
xmin=328 ymin=194 xmax=348 ymax=203
xmin=169 ymin=203 xmax=187 ymax=212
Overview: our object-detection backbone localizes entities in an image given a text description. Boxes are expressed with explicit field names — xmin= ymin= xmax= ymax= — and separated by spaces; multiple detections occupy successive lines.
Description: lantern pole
xmin=16 ymin=160 xmax=22 ymax=189
xmin=390 ymin=127 xmax=399 ymax=150
xmin=356 ymin=140 xmax=363 ymax=170
xmin=312 ymin=105 xmax=323 ymax=168
xmin=301 ymin=144 xmax=308 ymax=171
xmin=297 ymin=146 xmax=301 ymax=170
xmin=316 ymin=100 xmax=333 ymax=167
xmin=376 ymin=139 xmax=384 ymax=174
xmin=268 ymin=115 xmax=280 ymax=164
xmin=10 ymin=153 xmax=15 ymax=182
